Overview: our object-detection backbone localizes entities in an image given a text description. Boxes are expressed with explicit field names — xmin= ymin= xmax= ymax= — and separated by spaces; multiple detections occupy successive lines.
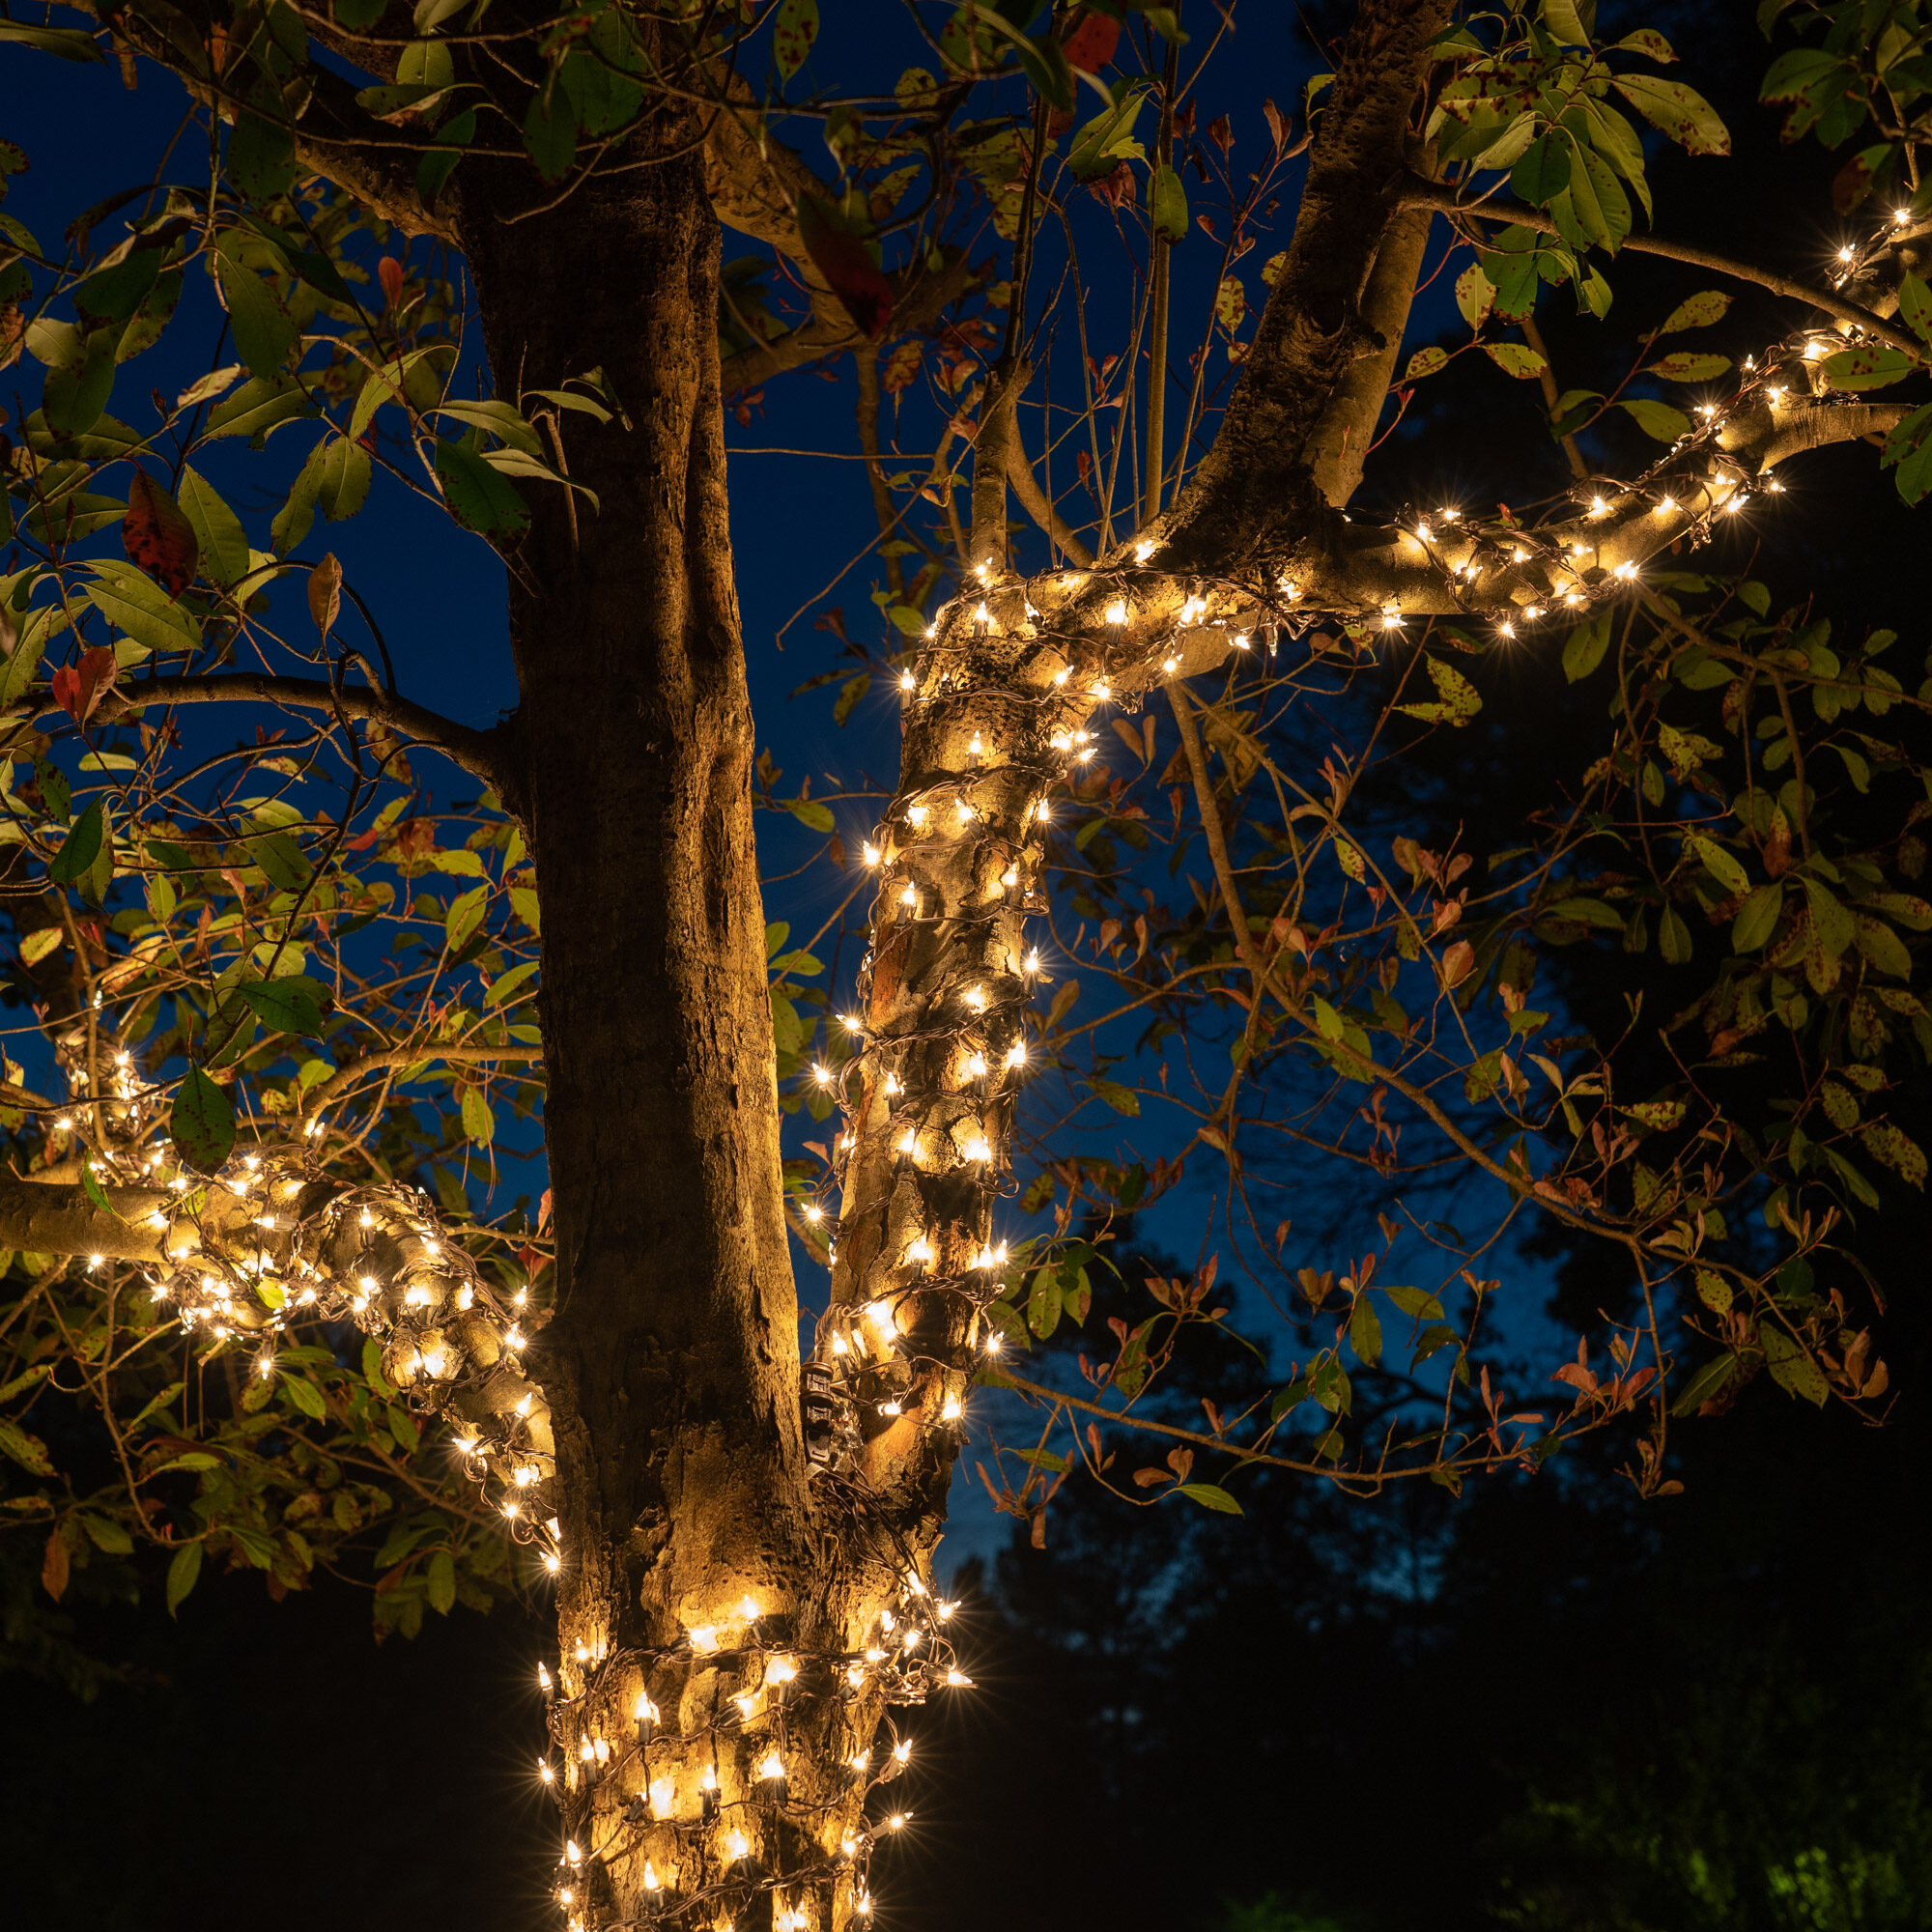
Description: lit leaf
xmin=1174 ymin=1483 xmax=1242 ymax=1515
xmin=171 ymin=1065 xmax=236 ymax=1174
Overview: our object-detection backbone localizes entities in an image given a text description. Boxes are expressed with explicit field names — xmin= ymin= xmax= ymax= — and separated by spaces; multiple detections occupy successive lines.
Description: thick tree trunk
xmin=460 ymin=126 xmax=923 ymax=1932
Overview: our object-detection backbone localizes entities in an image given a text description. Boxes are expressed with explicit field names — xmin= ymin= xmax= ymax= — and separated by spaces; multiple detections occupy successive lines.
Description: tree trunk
xmin=461 ymin=128 xmax=924 ymax=1932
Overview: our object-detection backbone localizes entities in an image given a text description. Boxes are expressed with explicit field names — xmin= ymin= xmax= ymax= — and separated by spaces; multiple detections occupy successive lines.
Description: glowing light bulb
xmin=965 ymin=1052 xmax=987 ymax=1076
xmin=726 ymin=1831 xmax=751 ymax=1863
xmin=757 ymin=1750 xmax=785 ymax=1781
xmin=905 ymin=803 xmax=929 ymax=829
xmin=899 ymin=670 xmax=917 ymax=692
xmin=963 ymin=1134 xmax=990 ymax=1162
xmin=862 ymin=841 xmax=881 ymax=867
xmin=1005 ymin=1040 xmax=1027 ymax=1068
xmin=1092 ymin=679 xmax=1112 ymax=700
xmin=689 ymin=1624 xmax=719 ymax=1653
xmin=907 ymin=1236 xmax=935 ymax=1265
xmin=1134 ymin=539 xmax=1155 ymax=563
xmin=947 ymin=1668 xmax=974 ymax=1687
xmin=1103 ymin=600 xmax=1126 ymax=625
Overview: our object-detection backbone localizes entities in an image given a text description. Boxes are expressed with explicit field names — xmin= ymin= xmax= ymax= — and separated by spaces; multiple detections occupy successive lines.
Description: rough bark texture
xmin=448 ymin=87 xmax=933 ymax=1924
xmin=1166 ymin=0 xmax=1455 ymax=564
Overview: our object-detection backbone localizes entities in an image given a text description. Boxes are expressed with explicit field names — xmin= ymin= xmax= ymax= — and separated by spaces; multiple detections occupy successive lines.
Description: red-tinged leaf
xmin=308 ymin=553 xmax=342 ymax=639
xmin=378 ymin=255 xmax=404 ymax=310
xmin=796 ymin=195 xmax=893 ymax=341
xmin=122 ymin=469 xmax=199 ymax=596
xmin=1063 ymin=8 xmax=1120 ymax=71
xmin=1439 ymin=938 xmax=1475 ymax=987
xmin=51 ymin=645 xmax=118 ymax=726
xmin=1263 ymin=97 xmax=1290 ymax=154
xmin=42 ymin=1523 xmax=69 ymax=1602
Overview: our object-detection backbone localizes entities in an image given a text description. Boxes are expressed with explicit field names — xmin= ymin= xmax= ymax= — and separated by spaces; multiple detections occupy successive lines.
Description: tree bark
xmin=455 ymin=106 xmax=927 ymax=1928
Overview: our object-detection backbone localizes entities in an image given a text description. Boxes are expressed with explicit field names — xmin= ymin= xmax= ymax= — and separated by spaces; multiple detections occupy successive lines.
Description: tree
xmin=2 ymin=1 xmax=1930 ymax=1927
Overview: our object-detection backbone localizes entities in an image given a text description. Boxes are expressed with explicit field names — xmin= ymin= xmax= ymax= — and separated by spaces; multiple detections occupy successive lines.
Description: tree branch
xmin=309 ymin=1041 xmax=544 ymax=1113
xmin=88 ymin=1 xmax=451 ymax=240
xmin=0 ymin=1176 xmax=171 ymax=1265
xmin=1163 ymin=0 xmax=1456 ymax=564
xmin=57 ymin=672 xmax=510 ymax=792
xmin=1303 ymin=190 xmax=1435 ymax=506
xmin=1400 ymin=179 xmax=1923 ymax=359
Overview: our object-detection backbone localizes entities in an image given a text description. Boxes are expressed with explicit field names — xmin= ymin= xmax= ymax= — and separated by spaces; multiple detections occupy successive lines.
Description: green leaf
xmin=1348 ymin=1293 xmax=1382 ymax=1368
xmin=248 ymin=831 xmax=311 ymax=891
xmin=1689 ymin=834 xmax=1750 ymax=895
xmin=317 ymin=435 xmax=373 ymax=523
xmin=1510 ymin=132 xmax=1572 ymax=202
xmin=774 ymin=0 xmax=820 ymax=78
xmin=1091 ymin=1078 xmax=1140 ymax=1117
xmin=282 ymin=1376 xmax=327 ymax=1420
xmin=171 ymin=1065 xmax=236 ymax=1174
xmin=206 ymin=375 xmax=316 ymax=445
xmin=81 ymin=559 xmax=202 ymax=654
xmin=0 ymin=1419 xmax=55 ymax=1476
xmin=1382 ymin=1285 xmax=1445 ymax=1321
xmin=1861 ymin=1121 xmax=1926 ymax=1187
xmin=427 ymin=1548 xmax=457 ymax=1613
xmin=1898 ymin=272 xmax=1932 ymax=349
xmin=1067 ymin=80 xmax=1152 ymax=178
xmin=1620 ymin=398 xmax=1693 ymax=441
xmin=1027 ymin=1267 xmax=1062 ymax=1340
xmin=1645 ymin=353 xmax=1732 ymax=381
xmin=0 ymin=22 xmax=104 ymax=60
xmin=48 ymin=801 xmax=103 ymax=886
xmin=785 ymin=796 xmax=836 ymax=835
xmin=1669 ymin=1352 xmax=1738 ymax=1416
xmin=1151 ymin=162 xmax=1188 ymax=242
xmin=1853 ymin=915 xmax=1912 ymax=980
xmin=524 ymin=87 xmax=579 ymax=185
xmin=1658 ymin=290 xmax=1731 ymax=334
xmin=461 ymin=1085 xmax=495 ymax=1145
xmin=1562 ymin=610 xmax=1612 ymax=681
xmin=1482 ymin=342 xmax=1548 ymax=380
xmin=165 ymin=1540 xmax=204 ymax=1616
xmin=78 ymin=1512 xmax=133 ymax=1553
xmin=176 ymin=468 xmax=251 ymax=590
xmin=445 ymin=884 xmax=489 ymax=952
xmin=1455 ymin=263 xmax=1495 ymax=329
xmin=1175 ymin=1483 xmax=1242 ymax=1515
xmin=1763 ymin=1326 xmax=1828 ymax=1406
xmin=1731 ymin=882 xmax=1784 ymax=952
xmin=235 ymin=976 xmax=328 ymax=1037
xmin=214 ymin=235 xmax=298 ymax=380
xmin=1821 ymin=346 xmax=1917 ymax=392
xmin=1611 ymin=75 xmax=1730 ymax=155
xmin=433 ymin=439 xmax=528 ymax=537
xmin=1659 ymin=903 xmax=1692 ymax=964
xmin=1396 ymin=654 xmax=1482 ymax=724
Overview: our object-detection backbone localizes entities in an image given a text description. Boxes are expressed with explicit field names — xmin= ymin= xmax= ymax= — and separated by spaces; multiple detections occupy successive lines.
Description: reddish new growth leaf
xmin=1062 ymin=8 xmax=1121 ymax=72
xmin=378 ymin=255 xmax=405 ymax=311
xmin=796 ymin=196 xmax=893 ymax=341
xmin=51 ymin=645 xmax=117 ymax=727
xmin=122 ymin=469 xmax=199 ymax=597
